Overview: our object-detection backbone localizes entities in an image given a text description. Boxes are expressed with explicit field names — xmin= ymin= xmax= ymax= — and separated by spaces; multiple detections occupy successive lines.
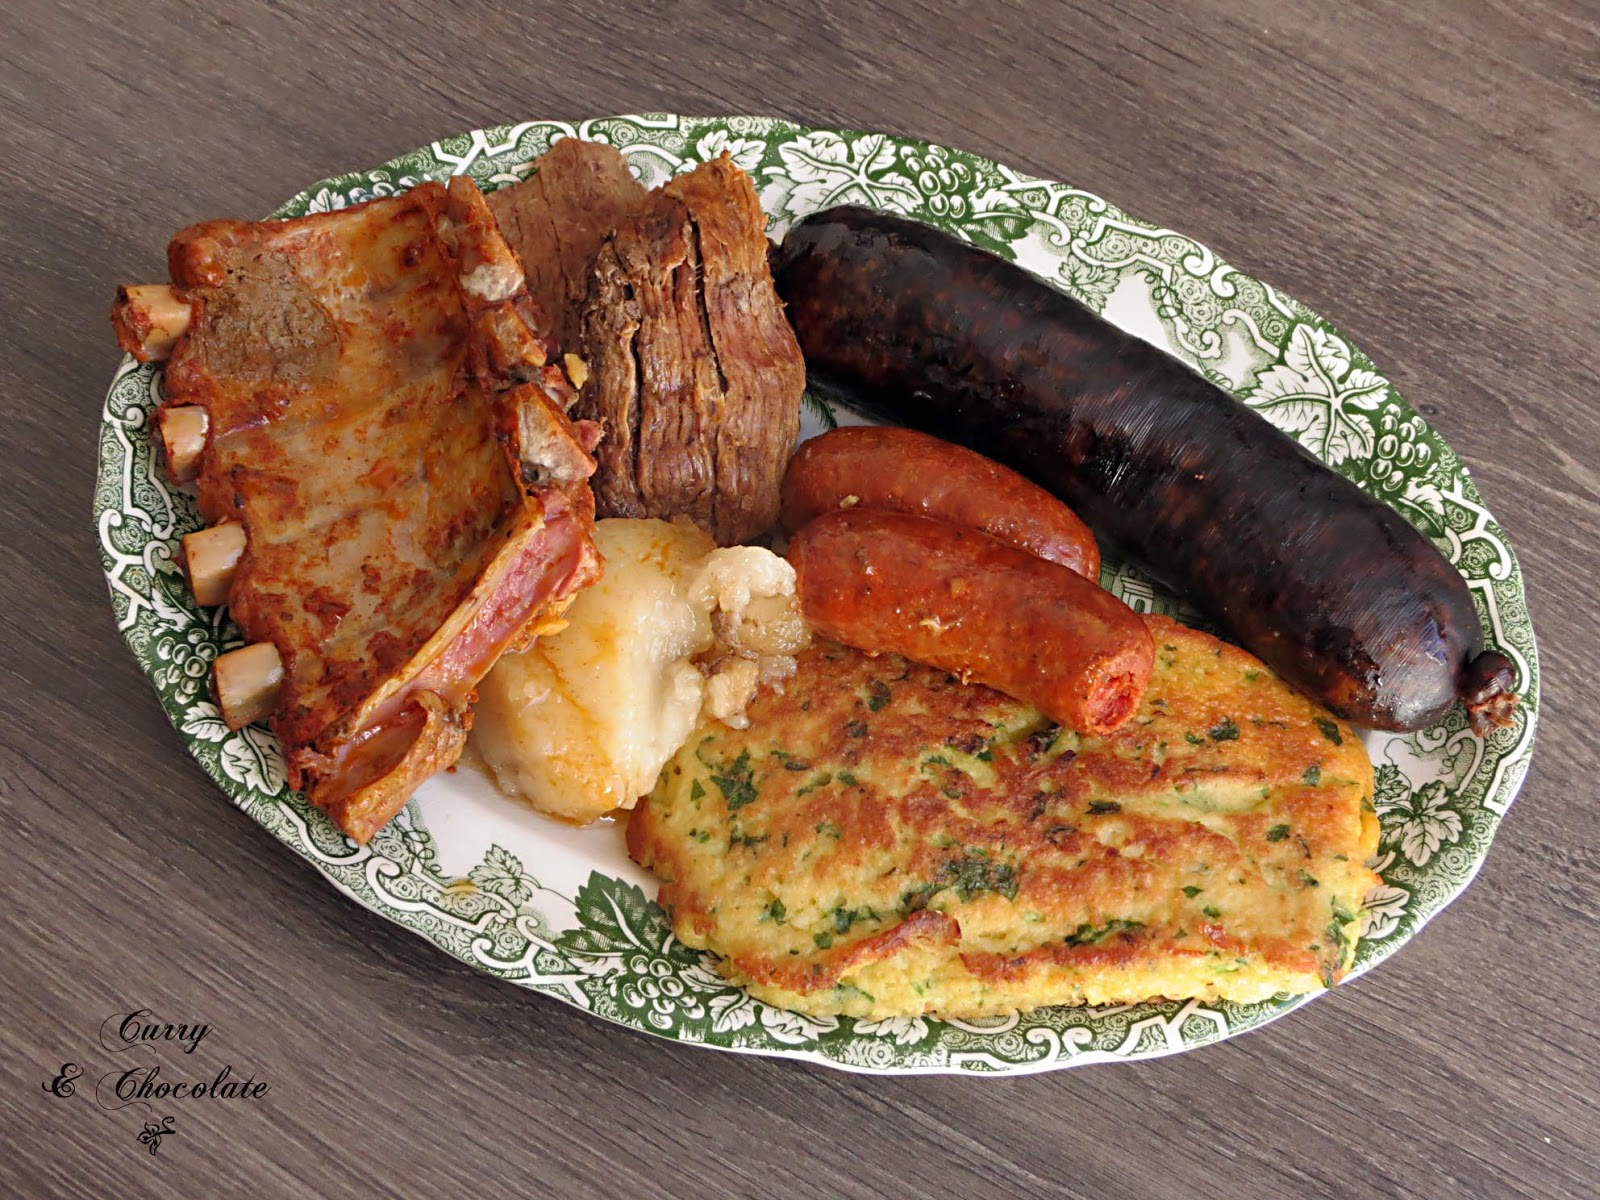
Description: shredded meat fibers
xmin=575 ymin=153 xmax=806 ymax=545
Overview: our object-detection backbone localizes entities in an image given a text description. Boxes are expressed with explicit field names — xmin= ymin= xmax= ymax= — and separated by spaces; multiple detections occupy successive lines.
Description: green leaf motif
xmin=690 ymin=129 xmax=765 ymax=174
xmin=1248 ymin=324 xmax=1390 ymax=466
xmin=180 ymin=703 xmax=231 ymax=744
xmin=218 ymin=729 xmax=286 ymax=795
xmin=1058 ymin=256 xmax=1120 ymax=313
xmin=802 ymin=390 xmax=839 ymax=430
xmin=469 ymin=845 xmax=534 ymax=906
xmin=1372 ymin=764 xmax=1410 ymax=812
xmin=1379 ymin=778 xmax=1464 ymax=867
xmin=854 ymin=1015 xmax=931 ymax=1046
xmin=1362 ymin=884 xmax=1410 ymax=940
xmin=709 ymin=990 xmax=758 ymax=1033
xmin=555 ymin=872 xmax=686 ymax=963
xmin=763 ymin=130 xmax=920 ymax=216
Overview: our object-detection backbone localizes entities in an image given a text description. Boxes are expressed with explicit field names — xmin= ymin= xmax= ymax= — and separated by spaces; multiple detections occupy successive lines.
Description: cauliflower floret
xmin=701 ymin=657 xmax=763 ymax=729
xmin=690 ymin=547 xmax=811 ymax=661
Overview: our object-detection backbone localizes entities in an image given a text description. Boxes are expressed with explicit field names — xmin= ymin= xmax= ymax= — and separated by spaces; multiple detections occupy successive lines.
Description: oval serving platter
xmin=96 ymin=114 xmax=1539 ymax=1075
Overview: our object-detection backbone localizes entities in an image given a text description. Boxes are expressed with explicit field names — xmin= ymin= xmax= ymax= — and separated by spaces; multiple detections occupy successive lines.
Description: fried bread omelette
xmin=627 ymin=615 xmax=1381 ymax=1019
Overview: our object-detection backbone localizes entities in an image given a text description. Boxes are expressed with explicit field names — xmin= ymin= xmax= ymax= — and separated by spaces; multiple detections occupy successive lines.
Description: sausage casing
xmin=780 ymin=425 xmax=1101 ymax=580
xmin=772 ymin=206 xmax=1517 ymax=733
xmin=787 ymin=510 xmax=1153 ymax=734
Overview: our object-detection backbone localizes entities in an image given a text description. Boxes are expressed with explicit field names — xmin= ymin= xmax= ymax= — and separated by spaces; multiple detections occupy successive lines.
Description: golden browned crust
xmin=629 ymin=615 xmax=1381 ymax=1019
xmin=156 ymin=181 xmax=599 ymax=842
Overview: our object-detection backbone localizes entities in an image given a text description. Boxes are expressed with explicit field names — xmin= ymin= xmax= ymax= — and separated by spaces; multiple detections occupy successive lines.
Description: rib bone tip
xmin=214 ymin=642 xmax=283 ymax=730
xmin=158 ymin=406 xmax=209 ymax=484
xmin=112 ymin=283 xmax=192 ymax=362
xmin=182 ymin=522 xmax=247 ymax=607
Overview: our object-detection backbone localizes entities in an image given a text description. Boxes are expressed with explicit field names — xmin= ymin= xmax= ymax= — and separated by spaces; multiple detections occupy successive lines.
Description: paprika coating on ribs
xmin=150 ymin=176 xmax=600 ymax=842
xmin=575 ymin=152 xmax=806 ymax=545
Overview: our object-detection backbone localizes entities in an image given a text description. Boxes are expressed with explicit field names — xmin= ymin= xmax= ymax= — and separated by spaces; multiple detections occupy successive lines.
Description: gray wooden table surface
xmin=2 ymin=1 xmax=1594 ymax=1196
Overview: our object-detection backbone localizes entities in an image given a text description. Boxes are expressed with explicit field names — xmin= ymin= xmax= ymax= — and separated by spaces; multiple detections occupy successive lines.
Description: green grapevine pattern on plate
xmin=96 ymin=114 xmax=1539 ymax=1074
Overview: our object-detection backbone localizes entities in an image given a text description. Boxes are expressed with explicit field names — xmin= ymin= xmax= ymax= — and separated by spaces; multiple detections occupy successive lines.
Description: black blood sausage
xmin=770 ymin=205 xmax=1517 ymax=733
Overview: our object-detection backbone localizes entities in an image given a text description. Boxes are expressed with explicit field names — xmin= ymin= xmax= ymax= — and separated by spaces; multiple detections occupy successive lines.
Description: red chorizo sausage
xmin=781 ymin=426 xmax=1101 ymax=580
xmin=787 ymin=510 xmax=1153 ymax=734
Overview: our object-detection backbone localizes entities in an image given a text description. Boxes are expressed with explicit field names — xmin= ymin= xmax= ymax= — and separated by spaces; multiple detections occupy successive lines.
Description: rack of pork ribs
xmin=113 ymin=176 xmax=601 ymax=843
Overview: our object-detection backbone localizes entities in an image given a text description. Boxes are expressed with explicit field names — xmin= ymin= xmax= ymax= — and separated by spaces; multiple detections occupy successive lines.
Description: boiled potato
xmin=473 ymin=519 xmax=715 ymax=822
xmin=472 ymin=518 xmax=806 ymax=823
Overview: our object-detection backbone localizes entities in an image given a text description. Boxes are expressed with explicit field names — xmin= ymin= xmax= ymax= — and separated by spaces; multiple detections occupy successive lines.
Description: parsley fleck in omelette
xmin=627 ymin=615 xmax=1380 ymax=1019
